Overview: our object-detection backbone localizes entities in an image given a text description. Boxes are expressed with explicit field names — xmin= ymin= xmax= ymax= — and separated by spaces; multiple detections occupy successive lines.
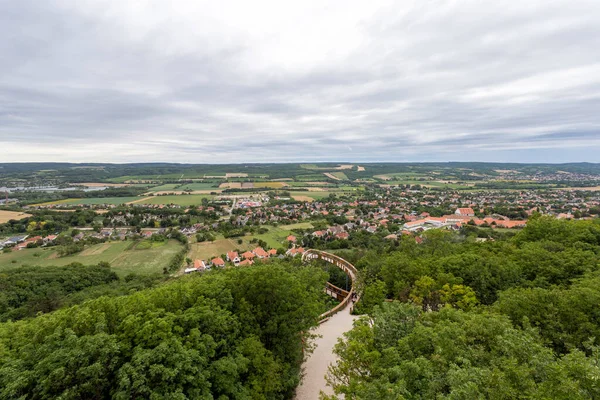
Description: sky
xmin=1 ymin=0 xmax=600 ymax=164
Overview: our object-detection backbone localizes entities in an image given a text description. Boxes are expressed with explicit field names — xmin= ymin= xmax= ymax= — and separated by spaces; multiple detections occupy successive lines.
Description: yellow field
xmin=253 ymin=182 xmax=288 ymax=188
xmin=0 ymin=210 xmax=32 ymax=223
xmin=291 ymin=195 xmax=315 ymax=202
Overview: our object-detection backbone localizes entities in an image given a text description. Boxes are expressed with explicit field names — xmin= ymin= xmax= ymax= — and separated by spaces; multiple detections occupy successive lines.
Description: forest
xmin=326 ymin=216 xmax=600 ymax=399
xmin=0 ymin=262 xmax=328 ymax=399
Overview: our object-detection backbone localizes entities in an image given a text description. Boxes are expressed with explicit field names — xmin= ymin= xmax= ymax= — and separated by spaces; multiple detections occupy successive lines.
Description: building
xmin=455 ymin=207 xmax=475 ymax=217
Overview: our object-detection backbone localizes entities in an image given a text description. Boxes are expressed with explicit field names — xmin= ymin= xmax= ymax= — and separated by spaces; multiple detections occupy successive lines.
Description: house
xmin=312 ymin=230 xmax=325 ymax=238
xmin=455 ymin=207 xmax=475 ymax=217
xmin=211 ymin=257 xmax=226 ymax=268
xmin=286 ymin=247 xmax=306 ymax=257
xmin=43 ymin=235 xmax=58 ymax=245
xmin=185 ymin=259 xmax=207 ymax=273
xmin=384 ymin=234 xmax=398 ymax=240
xmin=226 ymin=251 xmax=240 ymax=265
xmin=252 ymin=247 xmax=269 ymax=259
xmin=286 ymin=235 xmax=297 ymax=243
xmin=335 ymin=232 xmax=349 ymax=240
xmin=242 ymin=251 xmax=256 ymax=260
xmin=268 ymin=248 xmax=278 ymax=257
xmin=239 ymin=259 xmax=254 ymax=266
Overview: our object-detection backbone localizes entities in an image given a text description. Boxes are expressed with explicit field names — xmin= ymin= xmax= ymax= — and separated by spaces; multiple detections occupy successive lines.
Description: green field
xmin=189 ymin=238 xmax=245 ymax=261
xmin=330 ymin=172 xmax=349 ymax=180
xmin=0 ymin=240 xmax=183 ymax=276
xmin=285 ymin=181 xmax=332 ymax=187
xmin=189 ymin=222 xmax=314 ymax=261
xmin=36 ymin=197 xmax=142 ymax=206
xmin=147 ymin=183 xmax=180 ymax=192
xmin=177 ymin=182 xmax=221 ymax=191
xmin=137 ymin=194 xmax=214 ymax=206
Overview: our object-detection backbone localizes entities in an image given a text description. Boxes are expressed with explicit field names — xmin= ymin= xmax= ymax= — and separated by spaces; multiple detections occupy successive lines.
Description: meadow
xmin=35 ymin=197 xmax=142 ymax=206
xmin=188 ymin=222 xmax=314 ymax=261
xmin=138 ymin=194 xmax=214 ymax=206
xmin=0 ymin=240 xmax=183 ymax=276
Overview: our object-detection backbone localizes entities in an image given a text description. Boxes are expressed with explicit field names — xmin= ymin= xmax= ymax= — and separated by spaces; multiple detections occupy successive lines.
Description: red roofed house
xmin=455 ymin=208 xmax=475 ymax=217
xmin=211 ymin=257 xmax=226 ymax=268
xmin=242 ymin=251 xmax=256 ymax=260
xmin=335 ymin=232 xmax=349 ymax=240
xmin=286 ymin=235 xmax=297 ymax=243
xmin=253 ymin=247 xmax=269 ymax=259
xmin=268 ymin=248 xmax=278 ymax=257
xmin=239 ymin=259 xmax=254 ymax=266
xmin=226 ymin=251 xmax=240 ymax=265
xmin=194 ymin=259 xmax=207 ymax=271
xmin=286 ymin=247 xmax=306 ymax=257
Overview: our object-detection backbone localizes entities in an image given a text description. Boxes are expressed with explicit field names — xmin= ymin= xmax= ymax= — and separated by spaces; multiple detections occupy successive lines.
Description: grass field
xmin=34 ymin=197 xmax=142 ymax=206
xmin=147 ymin=184 xmax=180 ymax=192
xmin=189 ymin=222 xmax=314 ymax=261
xmin=135 ymin=194 xmax=213 ymax=206
xmin=0 ymin=210 xmax=32 ymax=223
xmin=329 ymin=172 xmax=349 ymax=180
xmin=0 ymin=240 xmax=183 ymax=276
xmin=177 ymin=182 xmax=221 ymax=191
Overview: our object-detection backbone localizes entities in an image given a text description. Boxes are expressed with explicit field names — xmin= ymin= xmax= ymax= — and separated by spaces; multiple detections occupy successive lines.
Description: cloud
xmin=1 ymin=0 xmax=599 ymax=163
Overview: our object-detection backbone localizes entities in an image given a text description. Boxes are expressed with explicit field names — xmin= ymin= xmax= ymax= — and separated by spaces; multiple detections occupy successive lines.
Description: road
xmin=294 ymin=301 xmax=357 ymax=400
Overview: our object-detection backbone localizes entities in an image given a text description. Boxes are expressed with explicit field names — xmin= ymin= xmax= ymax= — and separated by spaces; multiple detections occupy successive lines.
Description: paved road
xmin=294 ymin=301 xmax=358 ymax=400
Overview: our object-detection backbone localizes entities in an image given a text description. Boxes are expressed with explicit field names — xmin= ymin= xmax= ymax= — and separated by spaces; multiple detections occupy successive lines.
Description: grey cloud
xmin=0 ymin=0 xmax=599 ymax=163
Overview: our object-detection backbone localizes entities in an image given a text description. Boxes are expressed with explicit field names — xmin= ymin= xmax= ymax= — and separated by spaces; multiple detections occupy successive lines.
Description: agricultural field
xmin=252 ymin=182 xmax=288 ymax=189
xmin=135 ymin=194 xmax=213 ymax=206
xmin=0 ymin=240 xmax=183 ymax=276
xmin=176 ymin=182 xmax=221 ymax=191
xmin=0 ymin=210 xmax=32 ymax=224
xmin=285 ymin=181 xmax=332 ymax=187
xmin=328 ymin=172 xmax=349 ymax=180
xmin=289 ymin=191 xmax=334 ymax=201
xmin=34 ymin=197 xmax=142 ymax=206
xmin=147 ymin=184 xmax=180 ymax=192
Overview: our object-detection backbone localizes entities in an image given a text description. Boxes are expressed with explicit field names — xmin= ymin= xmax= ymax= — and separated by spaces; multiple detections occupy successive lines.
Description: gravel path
xmin=294 ymin=302 xmax=358 ymax=400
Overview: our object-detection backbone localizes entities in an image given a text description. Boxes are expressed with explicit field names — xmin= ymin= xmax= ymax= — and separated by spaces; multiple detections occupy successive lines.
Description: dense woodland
xmin=326 ymin=216 xmax=600 ymax=399
xmin=0 ymin=262 xmax=327 ymax=399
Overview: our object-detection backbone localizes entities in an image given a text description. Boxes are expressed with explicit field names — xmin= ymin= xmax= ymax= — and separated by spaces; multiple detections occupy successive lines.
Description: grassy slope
xmin=0 ymin=240 xmax=183 ymax=276
xmin=188 ymin=222 xmax=313 ymax=261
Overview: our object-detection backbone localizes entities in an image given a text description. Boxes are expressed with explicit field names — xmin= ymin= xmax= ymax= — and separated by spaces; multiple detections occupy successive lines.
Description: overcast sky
xmin=1 ymin=0 xmax=600 ymax=163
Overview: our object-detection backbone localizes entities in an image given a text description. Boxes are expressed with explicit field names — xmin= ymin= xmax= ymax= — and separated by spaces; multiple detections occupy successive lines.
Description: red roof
xmin=253 ymin=247 xmax=269 ymax=258
xmin=212 ymin=257 xmax=225 ymax=266
xmin=286 ymin=235 xmax=297 ymax=242
xmin=242 ymin=251 xmax=255 ymax=259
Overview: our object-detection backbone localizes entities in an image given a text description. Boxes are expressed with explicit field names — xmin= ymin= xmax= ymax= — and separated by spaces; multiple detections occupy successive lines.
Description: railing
xmin=302 ymin=249 xmax=358 ymax=321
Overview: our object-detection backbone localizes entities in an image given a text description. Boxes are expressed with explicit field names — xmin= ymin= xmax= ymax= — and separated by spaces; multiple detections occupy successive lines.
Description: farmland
xmin=0 ymin=210 xmax=32 ymax=223
xmin=34 ymin=197 xmax=142 ymax=206
xmin=135 ymin=194 xmax=214 ymax=206
xmin=0 ymin=240 xmax=183 ymax=276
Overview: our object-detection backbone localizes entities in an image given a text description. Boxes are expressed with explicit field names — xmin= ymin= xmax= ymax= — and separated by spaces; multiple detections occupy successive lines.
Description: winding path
xmin=295 ymin=250 xmax=358 ymax=400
